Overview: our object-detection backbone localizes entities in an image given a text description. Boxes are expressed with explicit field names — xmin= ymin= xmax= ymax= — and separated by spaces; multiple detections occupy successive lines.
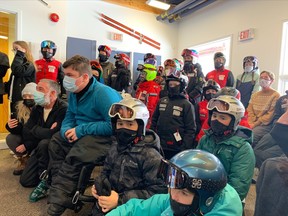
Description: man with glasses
xmin=35 ymin=40 xmax=66 ymax=99
xmin=106 ymin=149 xmax=242 ymax=216
xmin=46 ymin=55 xmax=122 ymax=215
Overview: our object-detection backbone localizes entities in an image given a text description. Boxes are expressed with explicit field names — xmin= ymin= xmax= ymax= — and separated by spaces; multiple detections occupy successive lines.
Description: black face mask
xmin=115 ymin=61 xmax=125 ymax=69
xmin=23 ymin=99 xmax=35 ymax=108
xmin=168 ymin=85 xmax=181 ymax=97
xmin=41 ymin=51 xmax=53 ymax=60
xmin=204 ymin=93 xmax=215 ymax=101
xmin=170 ymin=198 xmax=195 ymax=216
xmin=99 ymin=54 xmax=108 ymax=63
xmin=214 ymin=62 xmax=223 ymax=69
xmin=115 ymin=128 xmax=137 ymax=152
xmin=210 ymin=119 xmax=232 ymax=136
xmin=183 ymin=61 xmax=193 ymax=74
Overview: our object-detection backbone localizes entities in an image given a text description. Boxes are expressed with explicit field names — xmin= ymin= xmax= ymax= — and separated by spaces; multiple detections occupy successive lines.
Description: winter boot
xmin=13 ymin=155 xmax=29 ymax=175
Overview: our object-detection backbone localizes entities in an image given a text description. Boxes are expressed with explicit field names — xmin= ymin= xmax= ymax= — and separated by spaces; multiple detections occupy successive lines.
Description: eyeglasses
xmin=109 ymin=104 xmax=135 ymax=120
xmin=207 ymin=98 xmax=230 ymax=112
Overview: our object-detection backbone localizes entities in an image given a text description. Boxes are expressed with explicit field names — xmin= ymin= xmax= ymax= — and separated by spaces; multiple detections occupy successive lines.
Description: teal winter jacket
xmin=60 ymin=78 xmax=122 ymax=139
xmin=107 ymin=184 xmax=242 ymax=216
xmin=197 ymin=126 xmax=255 ymax=200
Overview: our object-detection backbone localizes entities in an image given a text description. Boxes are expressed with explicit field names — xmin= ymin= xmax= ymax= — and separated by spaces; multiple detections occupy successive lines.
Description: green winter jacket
xmin=197 ymin=126 xmax=255 ymax=200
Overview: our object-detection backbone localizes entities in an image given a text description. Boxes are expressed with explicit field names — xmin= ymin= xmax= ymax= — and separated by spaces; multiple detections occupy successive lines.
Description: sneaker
xmin=29 ymin=180 xmax=48 ymax=202
xmin=47 ymin=203 xmax=66 ymax=216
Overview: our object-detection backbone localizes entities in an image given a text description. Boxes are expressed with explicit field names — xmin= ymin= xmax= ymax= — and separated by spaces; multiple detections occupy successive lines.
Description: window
xmin=191 ymin=36 xmax=232 ymax=75
xmin=278 ymin=21 xmax=288 ymax=95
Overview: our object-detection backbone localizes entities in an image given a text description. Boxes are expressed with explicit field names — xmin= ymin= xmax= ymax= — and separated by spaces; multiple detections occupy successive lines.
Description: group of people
xmin=0 ymin=42 xmax=286 ymax=216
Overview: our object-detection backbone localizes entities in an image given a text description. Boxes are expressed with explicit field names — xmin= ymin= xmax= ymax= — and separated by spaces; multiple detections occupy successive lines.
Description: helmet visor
xmin=109 ymin=104 xmax=135 ymax=120
xmin=41 ymin=41 xmax=56 ymax=49
xmin=207 ymin=98 xmax=230 ymax=112
xmin=158 ymin=159 xmax=189 ymax=189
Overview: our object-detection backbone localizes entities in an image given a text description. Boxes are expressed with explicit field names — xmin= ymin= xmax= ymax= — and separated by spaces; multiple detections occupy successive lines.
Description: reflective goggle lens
xmin=109 ymin=104 xmax=135 ymax=120
xmin=158 ymin=159 xmax=188 ymax=189
xmin=41 ymin=41 xmax=55 ymax=49
xmin=207 ymin=99 xmax=230 ymax=112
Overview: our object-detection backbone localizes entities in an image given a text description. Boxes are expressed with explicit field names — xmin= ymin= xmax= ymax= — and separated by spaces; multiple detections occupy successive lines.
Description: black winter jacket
xmin=151 ymin=94 xmax=196 ymax=152
xmin=107 ymin=66 xmax=131 ymax=93
xmin=22 ymin=98 xmax=67 ymax=151
xmin=97 ymin=129 xmax=167 ymax=205
xmin=8 ymin=50 xmax=35 ymax=103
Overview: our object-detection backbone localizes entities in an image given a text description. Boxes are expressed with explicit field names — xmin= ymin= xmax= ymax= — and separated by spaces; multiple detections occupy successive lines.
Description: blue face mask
xmin=33 ymin=91 xmax=49 ymax=106
xmin=63 ymin=76 xmax=79 ymax=92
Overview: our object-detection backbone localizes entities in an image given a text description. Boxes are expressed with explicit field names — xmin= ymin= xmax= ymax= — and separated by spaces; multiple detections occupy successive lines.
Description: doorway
xmin=0 ymin=10 xmax=16 ymax=147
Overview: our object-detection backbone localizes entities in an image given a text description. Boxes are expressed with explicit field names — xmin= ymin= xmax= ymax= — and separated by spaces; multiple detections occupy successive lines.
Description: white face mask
xmin=63 ymin=76 xmax=79 ymax=92
xmin=244 ymin=66 xmax=254 ymax=73
xmin=259 ymin=79 xmax=271 ymax=88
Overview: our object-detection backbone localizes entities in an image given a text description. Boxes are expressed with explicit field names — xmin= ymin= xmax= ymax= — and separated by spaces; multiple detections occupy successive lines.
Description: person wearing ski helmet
xmin=206 ymin=52 xmax=235 ymax=88
xmin=197 ymin=95 xmax=255 ymax=202
xmin=133 ymin=53 xmax=157 ymax=91
xmin=90 ymin=60 xmax=104 ymax=83
xmin=236 ymin=56 xmax=260 ymax=108
xmin=195 ymin=79 xmax=220 ymax=143
xmin=35 ymin=40 xmax=66 ymax=99
xmin=181 ymin=48 xmax=205 ymax=105
xmin=106 ymin=149 xmax=242 ymax=216
xmin=135 ymin=62 xmax=161 ymax=128
xmin=97 ymin=45 xmax=115 ymax=85
xmin=151 ymin=68 xmax=196 ymax=159
xmin=91 ymin=96 xmax=167 ymax=214
xmin=107 ymin=53 xmax=132 ymax=93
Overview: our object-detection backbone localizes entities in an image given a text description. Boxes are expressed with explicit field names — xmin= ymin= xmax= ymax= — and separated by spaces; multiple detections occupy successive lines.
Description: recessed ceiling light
xmin=146 ymin=0 xmax=171 ymax=10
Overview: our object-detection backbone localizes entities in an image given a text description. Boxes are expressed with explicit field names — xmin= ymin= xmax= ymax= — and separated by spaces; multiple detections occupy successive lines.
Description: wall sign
xmin=238 ymin=28 xmax=255 ymax=41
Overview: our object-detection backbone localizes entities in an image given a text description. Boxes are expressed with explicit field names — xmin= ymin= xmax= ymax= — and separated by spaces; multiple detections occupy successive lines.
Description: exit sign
xmin=238 ymin=28 xmax=255 ymax=41
xmin=110 ymin=32 xmax=123 ymax=41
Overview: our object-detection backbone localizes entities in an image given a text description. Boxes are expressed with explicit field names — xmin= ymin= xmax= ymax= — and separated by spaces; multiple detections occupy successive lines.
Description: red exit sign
xmin=238 ymin=28 xmax=255 ymax=41
xmin=110 ymin=32 xmax=123 ymax=41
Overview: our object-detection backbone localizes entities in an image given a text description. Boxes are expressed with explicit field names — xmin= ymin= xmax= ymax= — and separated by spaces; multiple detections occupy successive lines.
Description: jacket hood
xmin=137 ymin=129 xmax=161 ymax=152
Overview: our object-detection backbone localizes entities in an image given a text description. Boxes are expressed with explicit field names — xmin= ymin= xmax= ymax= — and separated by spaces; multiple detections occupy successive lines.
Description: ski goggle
xmin=243 ymin=56 xmax=257 ymax=63
xmin=158 ymin=159 xmax=190 ymax=189
xmin=109 ymin=104 xmax=135 ymax=120
xmin=41 ymin=41 xmax=56 ymax=49
xmin=207 ymin=98 xmax=230 ymax=112
xmin=164 ymin=59 xmax=176 ymax=68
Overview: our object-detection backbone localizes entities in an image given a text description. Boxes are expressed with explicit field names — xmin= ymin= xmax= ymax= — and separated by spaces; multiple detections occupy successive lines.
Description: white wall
xmin=178 ymin=0 xmax=288 ymax=89
xmin=0 ymin=0 xmax=178 ymax=63
xmin=1 ymin=0 xmax=288 ymax=90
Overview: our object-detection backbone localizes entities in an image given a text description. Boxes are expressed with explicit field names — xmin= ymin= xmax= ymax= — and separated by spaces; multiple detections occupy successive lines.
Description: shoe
xmin=47 ymin=203 xmax=66 ymax=216
xmin=13 ymin=155 xmax=29 ymax=175
xmin=29 ymin=180 xmax=48 ymax=202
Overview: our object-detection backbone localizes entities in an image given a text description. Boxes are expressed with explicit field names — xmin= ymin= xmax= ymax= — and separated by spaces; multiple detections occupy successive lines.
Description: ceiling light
xmin=146 ymin=0 xmax=171 ymax=10
xmin=0 ymin=35 xmax=8 ymax=40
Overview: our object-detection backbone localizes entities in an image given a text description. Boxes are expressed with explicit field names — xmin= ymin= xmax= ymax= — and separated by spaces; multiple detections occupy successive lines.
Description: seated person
xmin=197 ymin=95 xmax=255 ymax=202
xmin=254 ymin=91 xmax=288 ymax=169
xmin=247 ymin=70 xmax=280 ymax=147
xmin=106 ymin=149 xmax=243 ymax=216
xmin=91 ymin=96 xmax=167 ymax=214
xmin=47 ymin=55 xmax=122 ymax=216
xmin=6 ymin=82 xmax=37 ymax=175
xmin=18 ymin=79 xmax=68 ymax=202
xmin=254 ymin=108 xmax=288 ymax=216
xmin=151 ymin=70 xmax=196 ymax=159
